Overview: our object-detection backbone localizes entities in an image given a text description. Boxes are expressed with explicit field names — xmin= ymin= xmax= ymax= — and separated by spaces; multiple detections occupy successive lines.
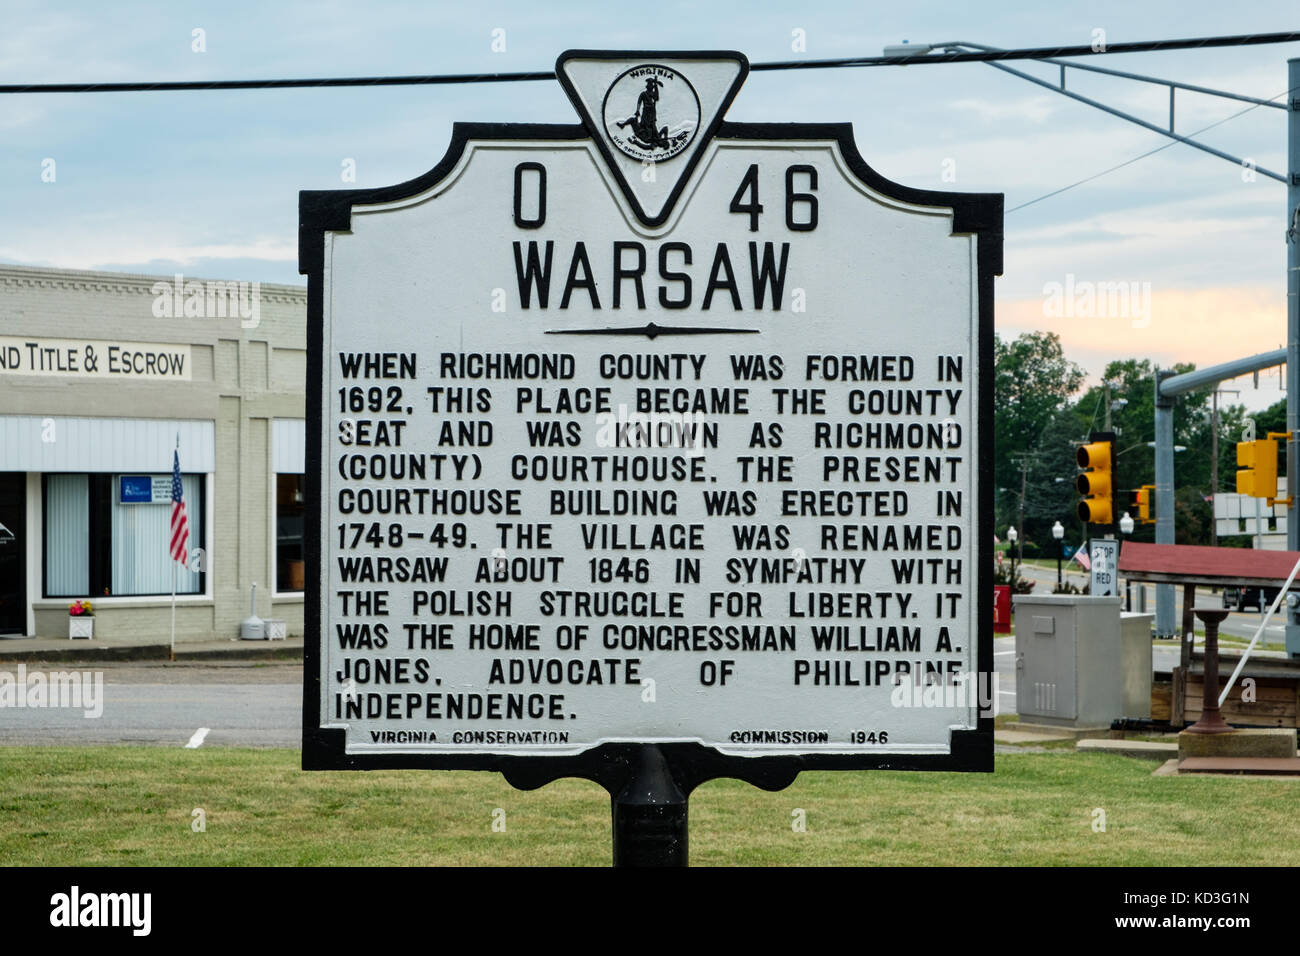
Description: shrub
xmin=993 ymin=561 xmax=1035 ymax=594
xmin=1052 ymin=581 xmax=1090 ymax=595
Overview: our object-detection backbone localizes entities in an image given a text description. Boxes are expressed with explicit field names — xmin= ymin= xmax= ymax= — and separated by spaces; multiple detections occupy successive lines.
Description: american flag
xmin=170 ymin=449 xmax=190 ymax=564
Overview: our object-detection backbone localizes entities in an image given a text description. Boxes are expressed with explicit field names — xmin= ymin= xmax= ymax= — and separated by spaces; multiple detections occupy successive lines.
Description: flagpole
xmin=170 ymin=430 xmax=179 ymax=663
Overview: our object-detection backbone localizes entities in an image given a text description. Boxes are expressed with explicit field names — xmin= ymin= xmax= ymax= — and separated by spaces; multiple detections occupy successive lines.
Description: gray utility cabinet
xmin=1012 ymin=594 xmax=1133 ymax=728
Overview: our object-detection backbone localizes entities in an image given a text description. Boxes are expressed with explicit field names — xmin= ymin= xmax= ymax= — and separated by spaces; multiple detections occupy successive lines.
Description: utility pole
xmin=1211 ymin=389 xmax=1217 ymax=547
xmin=1210 ymin=388 xmax=1240 ymax=548
xmin=1019 ymin=458 xmax=1027 ymax=565
xmin=1007 ymin=453 xmax=1037 ymax=566
xmin=1102 ymin=383 xmax=1117 ymax=546
xmin=1286 ymin=57 xmax=1300 ymax=658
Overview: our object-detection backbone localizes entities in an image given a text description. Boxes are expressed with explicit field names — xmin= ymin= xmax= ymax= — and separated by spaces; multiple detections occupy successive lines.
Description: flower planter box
xmin=69 ymin=617 xmax=94 ymax=640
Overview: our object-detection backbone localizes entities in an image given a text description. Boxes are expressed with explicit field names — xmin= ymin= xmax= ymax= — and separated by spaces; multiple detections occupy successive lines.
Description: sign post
xmin=300 ymin=49 xmax=1001 ymax=865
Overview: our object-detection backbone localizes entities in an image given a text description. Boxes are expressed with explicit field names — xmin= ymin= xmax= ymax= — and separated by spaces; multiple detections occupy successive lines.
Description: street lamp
xmin=1006 ymin=526 xmax=1018 ymax=578
xmin=1119 ymin=512 xmax=1136 ymax=609
xmin=882 ymin=42 xmax=936 ymax=57
xmin=1052 ymin=520 xmax=1064 ymax=589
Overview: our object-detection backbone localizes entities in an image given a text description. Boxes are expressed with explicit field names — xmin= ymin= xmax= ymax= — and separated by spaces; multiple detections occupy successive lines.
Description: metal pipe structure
xmin=1159 ymin=350 xmax=1287 ymax=397
xmin=926 ymin=41 xmax=1288 ymax=183
xmin=906 ymin=42 xmax=1297 ymax=652
xmin=980 ymin=59 xmax=1286 ymax=183
xmin=1153 ymin=350 xmax=1287 ymax=637
xmin=884 ymin=42 xmax=1300 ymax=653
xmin=925 ymin=39 xmax=1288 ymax=110
xmin=1154 ymin=371 xmax=1178 ymax=636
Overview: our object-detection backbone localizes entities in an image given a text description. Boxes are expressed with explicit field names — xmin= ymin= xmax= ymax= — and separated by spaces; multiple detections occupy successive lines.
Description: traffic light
xmin=1076 ymin=433 xmax=1115 ymax=527
xmin=1135 ymin=484 xmax=1154 ymax=524
xmin=1236 ymin=438 xmax=1278 ymax=501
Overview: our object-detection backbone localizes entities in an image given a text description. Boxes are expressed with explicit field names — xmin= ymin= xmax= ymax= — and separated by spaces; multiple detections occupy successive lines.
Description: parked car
xmin=1221 ymin=586 xmax=1279 ymax=612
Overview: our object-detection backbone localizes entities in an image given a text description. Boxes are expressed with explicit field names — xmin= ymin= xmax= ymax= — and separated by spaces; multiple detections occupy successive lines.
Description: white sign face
xmin=0 ymin=336 xmax=191 ymax=380
xmin=1090 ymin=539 xmax=1119 ymax=597
xmin=308 ymin=51 xmax=996 ymax=764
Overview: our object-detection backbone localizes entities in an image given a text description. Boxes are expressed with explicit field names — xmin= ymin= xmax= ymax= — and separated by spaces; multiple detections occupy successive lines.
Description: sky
xmin=1 ymin=0 xmax=1297 ymax=409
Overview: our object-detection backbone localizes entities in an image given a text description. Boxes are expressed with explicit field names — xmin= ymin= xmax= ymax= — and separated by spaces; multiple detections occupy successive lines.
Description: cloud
xmin=998 ymin=282 xmax=1288 ymax=408
xmin=0 ymin=238 xmax=297 ymax=272
xmin=1023 ymin=227 xmax=1147 ymax=247
xmin=949 ymin=95 xmax=1058 ymax=124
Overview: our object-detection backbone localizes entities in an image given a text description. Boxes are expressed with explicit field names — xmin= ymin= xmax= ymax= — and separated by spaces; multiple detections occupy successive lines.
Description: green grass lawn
xmin=1 ymin=747 xmax=1296 ymax=866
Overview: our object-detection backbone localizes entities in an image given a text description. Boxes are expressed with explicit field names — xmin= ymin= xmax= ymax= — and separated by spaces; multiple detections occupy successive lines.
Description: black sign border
xmin=300 ymin=119 xmax=1001 ymax=794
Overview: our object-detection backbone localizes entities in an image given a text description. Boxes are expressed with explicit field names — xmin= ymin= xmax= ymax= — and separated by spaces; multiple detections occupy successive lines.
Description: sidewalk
xmin=0 ymin=635 xmax=304 ymax=663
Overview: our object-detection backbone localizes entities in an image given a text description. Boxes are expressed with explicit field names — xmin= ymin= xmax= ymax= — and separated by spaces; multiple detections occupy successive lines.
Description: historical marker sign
xmin=301 ymin=50 xmax=1000 ymax=786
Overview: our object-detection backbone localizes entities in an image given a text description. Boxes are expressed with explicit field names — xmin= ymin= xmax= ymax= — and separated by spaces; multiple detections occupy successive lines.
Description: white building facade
xmin=0 ymin=265 xmax=307 ymax=641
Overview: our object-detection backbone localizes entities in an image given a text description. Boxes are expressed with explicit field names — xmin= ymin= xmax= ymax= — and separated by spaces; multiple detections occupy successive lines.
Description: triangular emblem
xmin=557 ymin=50 xmax=749 ymax=227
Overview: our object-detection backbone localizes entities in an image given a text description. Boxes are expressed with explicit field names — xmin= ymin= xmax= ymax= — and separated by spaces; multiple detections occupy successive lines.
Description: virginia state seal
xmin=602 ymin=64 xmax=701 ymax=163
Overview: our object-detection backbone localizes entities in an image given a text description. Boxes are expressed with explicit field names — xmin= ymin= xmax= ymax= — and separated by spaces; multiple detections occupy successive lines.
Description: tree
xmin=1174 ymin=486 xmax=1213 ymax=545
xmin=1249 ymin=397 xmax=1287 ymax=437
xmin=994 ymin=332 xmax=1086 ymax=530
xmin=1018 ymin=406 xmax=1089 ymax=554
xmin=1064 ymin=358 xmax=1231 ymax=544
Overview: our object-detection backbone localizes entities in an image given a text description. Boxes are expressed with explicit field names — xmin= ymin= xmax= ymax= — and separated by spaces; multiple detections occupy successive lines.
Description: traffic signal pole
xmin=1153 ymin=351 xmax=1287 ymax=638
xmin=1211 ymin=389 xmax=1219 ymax=547
xmin=1147 ymin=57 xmax=1299 ymax=647
xmin=879 ymin=40 xmax=1300 ymax=652
xmin=1154 ymin=373 xmax=1177 ymax=637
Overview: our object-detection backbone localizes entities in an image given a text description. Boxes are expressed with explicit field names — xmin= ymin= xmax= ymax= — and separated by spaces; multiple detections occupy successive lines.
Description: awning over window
xmin=272 ymin=418 xmax=305 ymax=473
xmin=0 ymin=416 xmax=215 ymax=472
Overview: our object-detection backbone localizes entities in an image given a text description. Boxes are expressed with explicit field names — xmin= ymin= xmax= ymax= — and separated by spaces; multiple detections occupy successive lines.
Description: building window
xmin=43 ymin=473 xmax=205 ymax=598
xmin=45 ymin=474 xmax=89 ymax=596
xmin=276 ymin=474 xmax=305 ymax=592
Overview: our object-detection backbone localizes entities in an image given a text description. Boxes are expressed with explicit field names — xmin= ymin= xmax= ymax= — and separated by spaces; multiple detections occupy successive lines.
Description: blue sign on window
xmin=119 ymin=475 xmax=154 ymax=503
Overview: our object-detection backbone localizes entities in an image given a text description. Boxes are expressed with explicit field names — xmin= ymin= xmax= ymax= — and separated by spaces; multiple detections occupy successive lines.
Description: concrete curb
xmin=1001 ymin=721 xmax=1112 ymax=741
xmin=1077 ymin=738 xmax=1178 ymax=760
xmin=0 ymin=639 xmax=304 ymax=664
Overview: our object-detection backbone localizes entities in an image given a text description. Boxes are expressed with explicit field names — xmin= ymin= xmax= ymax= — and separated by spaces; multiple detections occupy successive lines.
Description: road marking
xmin=185 ymin=727 xmax=210 ymax=749
xmin=994 ymin=650 xmax=1016 ymax=657
xmin=998 ymin=691 xmax=1017 ymax=696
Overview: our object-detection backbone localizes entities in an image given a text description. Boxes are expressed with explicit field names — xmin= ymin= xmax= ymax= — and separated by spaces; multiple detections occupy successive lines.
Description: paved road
xmin=0 ymin=613 xmax=1285 ymax=746
xmin=994 ymin=635 xmax=1017 ymax=714
xmin=0 ymin=648 xmax=1035 ymax=745
xmin=4 ymin=656 xmax=1030 ymax=745
xmin=0 ymin=663 xmax=301 ymax=747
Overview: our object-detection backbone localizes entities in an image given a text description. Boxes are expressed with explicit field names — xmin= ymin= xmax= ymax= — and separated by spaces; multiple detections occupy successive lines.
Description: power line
xmin=1087 ymin=389 xmax=1104 ymax=434
xmin=1007 ymin=85 xmax=1294 ymax=213
xmin=2 ymin=30 xmax=1298 ymax=94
